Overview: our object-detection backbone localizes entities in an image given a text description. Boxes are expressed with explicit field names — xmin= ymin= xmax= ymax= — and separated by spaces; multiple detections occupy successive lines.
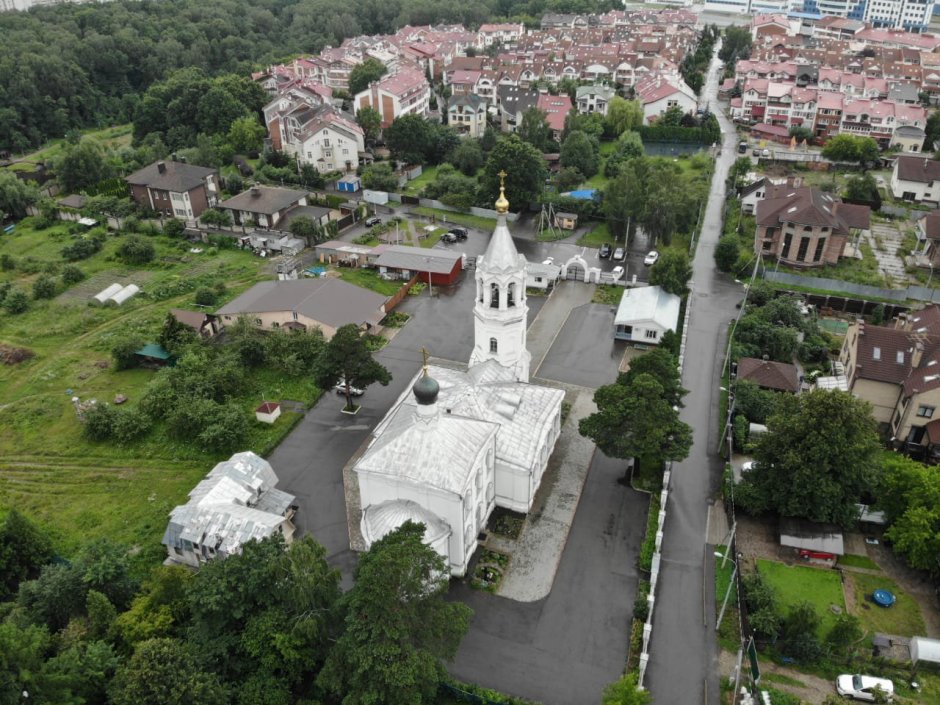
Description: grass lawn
xmin=775 ymin=240 xmax=888 ymax=288
xmin=838 ymin=553 xmax=879 ymax=570
xmin=419 ymin=227 xmax=447 ymax=248
xmin=715 ymin=548 xmax=738 ymax=611
xmin=0 ymin=217 xmax=327 ymax=573
xmin=592 ymin=284 xmax=622 ymax=305
xmin=337 ymin=267 xmax=403 ymax=296
xmin=402 ymin=165 xmax=440 ymax=196
xmin=6 ymin=124 xmax=133 ymax=166
xmin=757 ymin=559 xmax=845 ymax=637
xmin=577 ymin=221 xmax=613 ymax=248
xmin=850 ymin=571 xmax=925 ymax=639
xmin=413 ymin=206 xmax=496 ymax=231
xmin=584 ymin=170 xmax=609 ymax=189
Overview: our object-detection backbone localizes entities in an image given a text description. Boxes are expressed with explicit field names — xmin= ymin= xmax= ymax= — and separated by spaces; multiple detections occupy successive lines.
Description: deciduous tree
xmin=109 ymin=638 xmax=227 ymax=705
xmin=0 ymin=510 xmax=54 ymax=600
xmin=605 ymin=97 xmax=644 ymax=136
xmin=517 ymin=107 xmax=553 ymax=153
xmin=881 ymin=454 xmax=940 ymax=573
xmin=649 ymin=250 xmax=692 ymax=296
xmin=737 ymin=390 xmax=880 ymax=527
xmin=559 ymin=130 xmax=599 ymax=178
xmin=318 ymin=521 xmax=472 ymax=705
xmin=0 ymin=171 xmax=39 ymax=219
xmin=315 ymin=323 xmax=391 ymax=409
xmin=478 ymin=135 xmax=547 ymax=209
xmin=348 ymin=57 xmax=388 ymax=96
xmin=56 ymin=138 xmax=113 ymax=194
xmin=356 ymin=107 xmax=382 ymax=144
xmin=227 ymin=115 xmax=266 ymax=154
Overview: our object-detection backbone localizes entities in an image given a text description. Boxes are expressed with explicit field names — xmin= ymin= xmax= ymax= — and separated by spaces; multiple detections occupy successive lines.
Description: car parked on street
xmin=599 ymin=243 xmax=612 ymax=258
xmin=442 ymin=232 xmax=458 ymax=243
xmin=644 ymin=250 xmax=659 ymax=266
xmin=448 ymin=227 xmax=468 ymax=241
xmin=836 ymin=675 xmax=894 ymax=702
xmin=365 ymin=216 xmax=381 ymax=227
xmin=611 ymin=266 xmax=624 ymax=279
xmin=335 ymin=379 xmax=365 ymax=397
xmin=613 ymin=247 xmax=625 ymax=261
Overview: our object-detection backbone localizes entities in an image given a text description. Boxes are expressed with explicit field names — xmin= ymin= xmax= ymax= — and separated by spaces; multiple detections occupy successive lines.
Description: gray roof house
xmin=125 ymin=160 xmax=219 ymax=219
xmin=215 ymin=278 xmax=387 ymax=337
xmin=162 ymin=451 xmax=296 ymax=568
xmin=576 ymin=84 xmax=616 ymax=116
xmin=219 ymin=185 xmax=309 ymax=229
xmin=614 ymin=286 xmax=681 ymax=345
xmin=498 ymin=85 xmax=540 ymax=133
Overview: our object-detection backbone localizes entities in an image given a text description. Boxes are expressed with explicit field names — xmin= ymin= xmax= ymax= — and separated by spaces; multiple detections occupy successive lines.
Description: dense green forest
xmin=0 ymin=0 xmax=619 ymax=153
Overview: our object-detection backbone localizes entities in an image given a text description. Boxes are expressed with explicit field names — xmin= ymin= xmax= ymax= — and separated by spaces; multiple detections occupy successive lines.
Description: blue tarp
xmin=563 ymin=189 xmax=598 ymax=200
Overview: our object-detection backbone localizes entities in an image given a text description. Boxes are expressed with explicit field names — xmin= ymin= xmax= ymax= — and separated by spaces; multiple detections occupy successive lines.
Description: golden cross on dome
xmin=495 ymin=170 xmax=509 ymax=214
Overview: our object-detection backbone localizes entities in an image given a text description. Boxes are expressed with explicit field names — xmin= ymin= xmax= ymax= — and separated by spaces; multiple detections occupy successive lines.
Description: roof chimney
xmin=912 ymin=341 xmax=924 ymax=368
xmin=251 ymin=185 xmax=261 ymax=197
xmin=157 ymin=161 xmax=166 ymax=174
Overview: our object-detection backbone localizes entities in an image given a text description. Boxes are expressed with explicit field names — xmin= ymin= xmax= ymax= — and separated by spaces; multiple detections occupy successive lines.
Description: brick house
xmin=354 ymin=66 xmax=430 ymax=128
xmin=754 ymin=185 xmax=870 ymax=267
xmin=125 ymin=160 xmax=218 ymax=219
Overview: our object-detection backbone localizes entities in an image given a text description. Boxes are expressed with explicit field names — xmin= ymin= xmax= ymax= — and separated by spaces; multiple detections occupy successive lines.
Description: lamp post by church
xmin=425 ymin=258 xmax=433 ymax=297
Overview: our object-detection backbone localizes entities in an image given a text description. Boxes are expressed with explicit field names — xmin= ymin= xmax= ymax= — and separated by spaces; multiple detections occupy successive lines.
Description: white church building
xmin=354 ymin=176 xmax=565 ymax=577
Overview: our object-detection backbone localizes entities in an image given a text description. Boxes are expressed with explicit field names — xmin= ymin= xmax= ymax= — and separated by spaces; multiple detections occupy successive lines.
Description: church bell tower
xmin=469 ymin=171 xmax=531 ymax=383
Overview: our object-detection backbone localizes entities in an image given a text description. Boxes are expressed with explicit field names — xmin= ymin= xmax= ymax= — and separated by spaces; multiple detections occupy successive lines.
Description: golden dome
xmin=495 ymin=169 xmax=509 ymax=214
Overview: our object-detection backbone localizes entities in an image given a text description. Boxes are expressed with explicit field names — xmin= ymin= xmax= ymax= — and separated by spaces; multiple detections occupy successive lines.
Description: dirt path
xmin=719 ymin=649 xmax=835 ymax=704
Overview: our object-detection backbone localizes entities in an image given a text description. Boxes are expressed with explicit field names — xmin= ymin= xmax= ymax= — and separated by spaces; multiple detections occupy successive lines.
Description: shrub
xmin=117 ymin=235 xmax=155 ymax=265
xmin=111 ymin=337 xmax=144 ymax=370
xmin=194 ymin=288 xmax=217 ymax=307
xmin=32 ymin=274 xmax=57 ymax=300
xmin=110 ymin=408 xmax=153 ymax=445
xmin=0 ymin=253 xmax=15 ymax=271
xmin=61 ymin=264 xmax=85 ymax=285
xmin=715 ymin=236 xmax=739 ymax=272
xmin=162 ymin=219 xmax=185 ymax=238
xmin=61 ymin=235 xmax=103 ymax=261
xmin=3 ymin=289 xmax=29 ymax=314
xmin=83 ymin=403 xmax=117 ymax=441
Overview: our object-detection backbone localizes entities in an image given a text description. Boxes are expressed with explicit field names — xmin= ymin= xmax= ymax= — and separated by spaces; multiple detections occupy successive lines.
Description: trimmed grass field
xmin=0 ymin=217 xmax=325 ymax=572
xmin=850 ymin=571 xmax=925 ymax=639
xmin=838 ymin=553 xmax=879 ymax=570
xmin=577 ymin=222 xmax=614 ymax=248
xmin=402 ymin=165 xmax=440 ymax=195
xmin=757 ymin=559 xmax=846 ymax=637
xmin=413 ymin=206 xmax=496 ymax=231
xmin=337 ymin=266 xmax=405 ymax=296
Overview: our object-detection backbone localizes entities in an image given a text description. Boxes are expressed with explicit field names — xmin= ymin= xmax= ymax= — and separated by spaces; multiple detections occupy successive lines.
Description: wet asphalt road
xmin=642 ymin=47 xmax=747 ymax=705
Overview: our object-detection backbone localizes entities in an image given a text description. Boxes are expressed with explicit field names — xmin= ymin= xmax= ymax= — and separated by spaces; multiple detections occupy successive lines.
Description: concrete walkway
xmin=867 ymin=223 xmax=908 ymax=287
xmin=527 ymin=281 xmax=595 ymax=373
xmin=493 ymin=384 xmax=597 ymax=602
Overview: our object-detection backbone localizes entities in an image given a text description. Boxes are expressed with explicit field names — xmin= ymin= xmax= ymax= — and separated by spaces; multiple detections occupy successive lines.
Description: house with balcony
xmin=354 ymin=66 xmax=430 ymax=128
xmin=219 ymin=185 xmax=308 ymax=230
xmin=754 ymin=185 xmax=870 ymax=267
xmin=840 ymin=307 xmax=940 ymax=460
xmin=576 ymin=84 xmax=616 ymax=115
xmin=268 ymin=102 xmax=365 ymax=173
xmin=125 ymin=160 xmax=218 ymax=220
xmin=891 ymin=154 xmax=940 ymax=203
xmin=479 ymin=23 xmax=524 ymax=46
xmin=448 ymin=94 xmax=487 ymax=138
xmin=635 ymin=76 xmax=697 ymax=122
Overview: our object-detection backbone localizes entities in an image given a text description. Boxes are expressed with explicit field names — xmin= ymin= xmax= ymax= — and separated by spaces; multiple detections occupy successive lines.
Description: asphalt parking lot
xmin=535 ymin=302 xmax=628 ymax=388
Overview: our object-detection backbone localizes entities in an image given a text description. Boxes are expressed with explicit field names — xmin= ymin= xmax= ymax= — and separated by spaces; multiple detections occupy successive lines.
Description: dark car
xmin=365 ymin=216 xmax=381 ymax=227
xmin=599 ymin=243 xmax=612 ymax=258
xmin=448 ymin=227 xmax=468 ymax=241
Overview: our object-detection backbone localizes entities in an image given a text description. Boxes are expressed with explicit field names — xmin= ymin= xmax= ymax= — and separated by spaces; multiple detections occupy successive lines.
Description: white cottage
xmin=613 ymin=285 xmax=681 ymax=344
xmin=355 ymin=176 xmax=565 ymax=576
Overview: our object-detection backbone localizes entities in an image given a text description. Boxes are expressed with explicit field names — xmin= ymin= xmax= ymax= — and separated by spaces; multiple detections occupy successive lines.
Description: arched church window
xmin=489 ymin=337 xmax=498 ymax=353
xmin=490 ymin=282 xmax=499 ymax=308
xmin=507 ymin=282 xmax=515 ymax=307
xmin=478 ymin=280 xmax=483 ymax=303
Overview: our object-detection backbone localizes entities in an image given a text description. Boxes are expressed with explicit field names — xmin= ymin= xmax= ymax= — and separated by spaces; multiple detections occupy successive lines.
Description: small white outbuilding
xmin=93 ymin=283 xmax=123 ymax=305
xmin=614 ymin=285 xmax=681 ymax=344
xmin=108 ymin=284 xmax=140 ymax=306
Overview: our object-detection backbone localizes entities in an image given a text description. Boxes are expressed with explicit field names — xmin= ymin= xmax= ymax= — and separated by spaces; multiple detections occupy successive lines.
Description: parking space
xmin=534 ymin=303 xmax=628 ymax=389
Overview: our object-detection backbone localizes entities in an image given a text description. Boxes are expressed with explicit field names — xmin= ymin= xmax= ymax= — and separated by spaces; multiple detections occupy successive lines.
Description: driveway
xmin=535 ymin=303 xmax=629 ymax=389
xmin=448 ymin=451 xmax=648 ymax=705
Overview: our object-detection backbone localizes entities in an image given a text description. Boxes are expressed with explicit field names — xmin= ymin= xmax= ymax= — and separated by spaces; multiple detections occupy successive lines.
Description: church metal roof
xmin=362 ymin=499 xmax=452 ymax=546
